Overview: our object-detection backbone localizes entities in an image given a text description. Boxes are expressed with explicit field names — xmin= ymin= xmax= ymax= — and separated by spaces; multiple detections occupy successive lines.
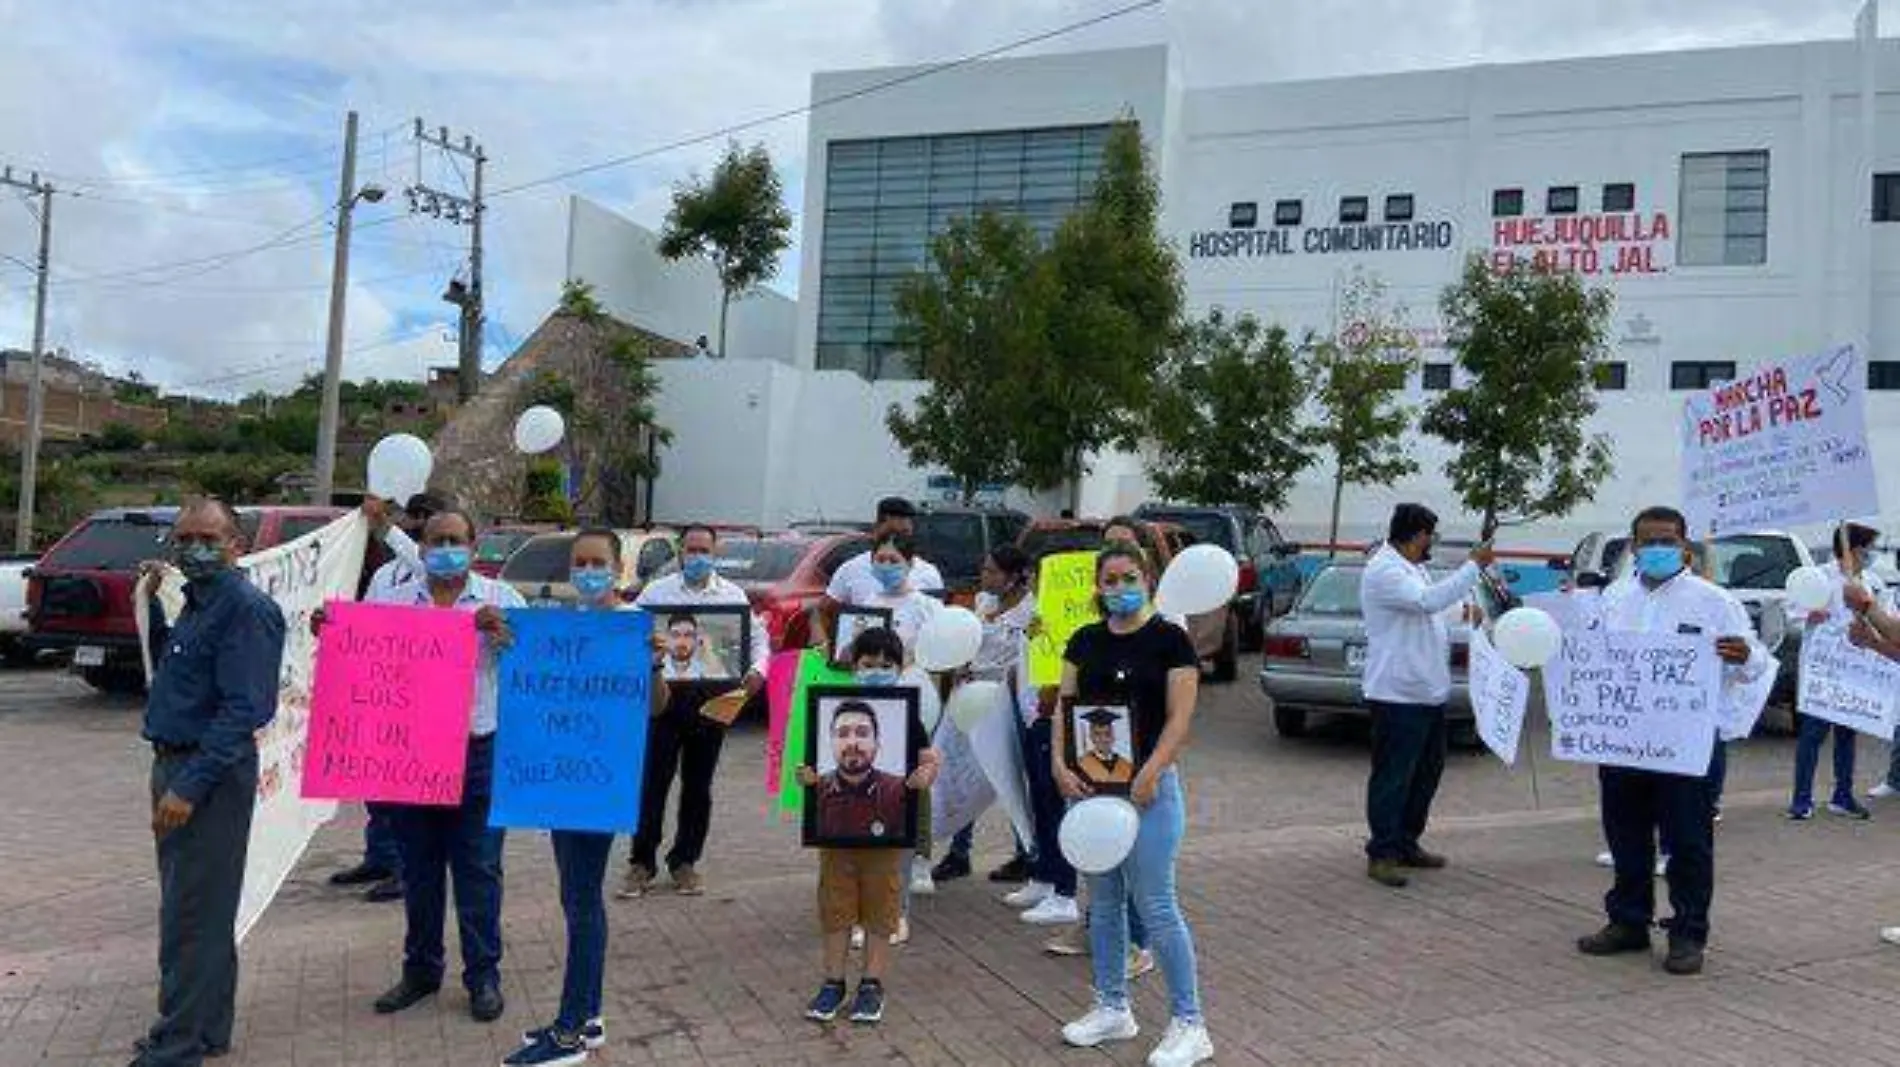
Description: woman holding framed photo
xmin=1054 ymin=544 xmax=1212 ymax=1067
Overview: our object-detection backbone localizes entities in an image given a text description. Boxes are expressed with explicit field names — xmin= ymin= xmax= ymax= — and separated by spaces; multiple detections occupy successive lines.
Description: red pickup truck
xmin=24 ymin=505 xmax=343 ymax=694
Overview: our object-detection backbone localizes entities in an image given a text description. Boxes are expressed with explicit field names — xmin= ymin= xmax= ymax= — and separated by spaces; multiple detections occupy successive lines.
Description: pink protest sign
xmin=763 ymin=650 xmax=802 ymax=793
xmin=301 ymin=601 xmax=480 ymax=806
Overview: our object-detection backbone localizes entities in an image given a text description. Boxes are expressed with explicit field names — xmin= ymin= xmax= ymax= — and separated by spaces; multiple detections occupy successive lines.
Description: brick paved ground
xmin=3 ymin=662 xmax=1900 ymax=1066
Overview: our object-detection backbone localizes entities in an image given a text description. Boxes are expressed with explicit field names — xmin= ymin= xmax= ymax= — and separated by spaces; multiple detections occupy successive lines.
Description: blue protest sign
xmin=491 ymin=608 xmax=651 ymax=833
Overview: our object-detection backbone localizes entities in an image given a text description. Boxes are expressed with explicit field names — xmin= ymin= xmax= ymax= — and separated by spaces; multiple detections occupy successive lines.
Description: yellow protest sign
xmin=1029 ymin=551 xmax=1100 ymax=687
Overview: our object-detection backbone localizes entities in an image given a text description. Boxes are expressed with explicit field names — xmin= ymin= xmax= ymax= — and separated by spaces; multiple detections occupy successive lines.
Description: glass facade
xmin=1678 ymin=151 xmax=1769 ymax=266
xmin=814 ymin=123 xmax=1116 ymax=379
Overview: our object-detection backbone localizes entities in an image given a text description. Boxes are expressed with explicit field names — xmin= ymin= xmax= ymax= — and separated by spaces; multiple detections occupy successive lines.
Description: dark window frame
xmin=1875 ymin=173 xmax=1900 ymax=223
xmin=1492 ymin=188 xmax=1525 ymax=217
xmin=1869 ymin=360 xmax=1900 ymax=390
xmin=1602 ymin=182 xmax=1636 ymax=212
xmin=1670 ymin=361 xmax=1739 ymax=391
xmin=1339 ymin=196 xmax=1370 ymax=224
xmin=1547 ymin=185 xmax=1580 ymax=215
xmin=1421 ymin=363 xmax=1453 ymax=391
xmin=1273 ymin=198 xmax=1303 ymax=227
xmin=1384 ymin=194 xmax=1415 ymax=222
xmin=1594 ymin=362 xmax=1629 ymax=391
xmin=1228 ymin=201 xmax=1258 ymax=229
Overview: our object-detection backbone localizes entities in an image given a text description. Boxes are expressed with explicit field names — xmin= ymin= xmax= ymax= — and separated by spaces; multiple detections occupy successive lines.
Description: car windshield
xmin=1297 ymin=566 xmax=1365 ymax=615
xmin=1601 ymin=537 xmax=1629 ymax=576
xmin=1021 ymin=527 xmax=1105 ymax=559
xmin=913 ymin=513 xmax=986 ymax=584
xmin=1141 ymin=512 xmax=1234 ymax=551
xmin=45 ymin=517 xmax=173 ymax=570
xmin=711 ymin=538 xmax=810 ymax=582
xmin=277 ymin=516 xmax=332 ymax=544
xmin=499 ymin=535 xmax=575 ymax=583
xmin=476 ymin=531 xmax=533 ymax=564
xmin=1709 ymin=535 xmax=1803 ymax=590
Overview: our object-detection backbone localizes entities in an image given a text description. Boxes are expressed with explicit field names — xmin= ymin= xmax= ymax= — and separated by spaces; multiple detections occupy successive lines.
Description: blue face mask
xmin=1104 ymin=586 xmax=1147 ymax=618
xmin=571 ymin=566 xmax=615 ymax=601
xmin=873 ymin=561 xmax=908 ymax=592
xmin=424 ymin=546 xmax=472 ymax=580
xmin=856 ymin=668 xmax=901 ymax=687
xmin=681 ymin=554 xmax=715 ymax=585
xmin=175 ymin=543 xmax=228 ymax=583
xmin=1635 ymin=545 xmax=1685 ymax=582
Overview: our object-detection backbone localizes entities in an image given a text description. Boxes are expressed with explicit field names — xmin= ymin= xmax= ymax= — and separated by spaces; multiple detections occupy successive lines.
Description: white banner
xmin=1544 ymin=631 xmax=1720 ymax=777
xmin=1720 ymin=654 xmax=1780 ymax=742
xmin=1681 ymin=344 xmax=1878 ymax=537
xmin=964 ymin=689 xmax=1034 ymax=848
xmin=1798 ymin=620 xmax=1900 ymax=738
xmin=1468 ymin=630 xmax=1530 ymax=767
xmin=928 ymin=714 xmax=993 ymax=841
xmin=138 ymin=513 xmax=369 ymax=941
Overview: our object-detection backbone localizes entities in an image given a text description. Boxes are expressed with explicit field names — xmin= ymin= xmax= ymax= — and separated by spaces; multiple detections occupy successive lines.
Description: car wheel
xmin=1209 ymin=614 xmax=1240 ymax=684
xmin=1272 ymin=705 xmax=1308 ymax=738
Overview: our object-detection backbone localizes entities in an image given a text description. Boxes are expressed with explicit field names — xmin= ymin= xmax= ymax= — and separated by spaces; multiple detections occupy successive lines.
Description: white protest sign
xmin=1468 ymin=630 xmax=1531 ymax=766
xmin=1521 ymin=590 xmax=1602 ymax=635
xmin=1681 ymin=344 xmax=1878 ymax=537
xmin=1798 ymin=621 xmax=1900 ymax=738
xmin=1544 ymin=630 xmax=1720 ymax=777
xmin=138 ymin=513 xmax=369 ymax=941
xmin=929 ymin=713 xmax=994 ymax=841
xmin=1719 ymin=654 xmax=1779 ymax=741
xmin=964 ymin=686 xmax=1034 ymax=846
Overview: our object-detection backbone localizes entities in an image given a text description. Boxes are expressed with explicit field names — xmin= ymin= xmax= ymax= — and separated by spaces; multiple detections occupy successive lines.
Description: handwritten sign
xmin=302 ymin=602 xmax=479 ymax=805
xmin=490 ymin=609 xmax=652 ymax=832
xmin=1544 ymin=631 xmax=1720 ymax=777
xmin=1798 ymin=621 xmax=1900 ymax=738
xmin=1681 ymin=344 xmax=1878 ymax=537
xmin=1029 ymin=552 xmax=1098 ymax=687
xmin=1721 ymin=653 xmax=1779 ymax=742
xmin=1468 ymin=630 xmax=1530 ymax=767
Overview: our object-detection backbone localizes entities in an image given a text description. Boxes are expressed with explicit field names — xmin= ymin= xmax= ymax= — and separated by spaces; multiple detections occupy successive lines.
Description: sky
xmin=0 ymin=0 xmax=1874 ymax=397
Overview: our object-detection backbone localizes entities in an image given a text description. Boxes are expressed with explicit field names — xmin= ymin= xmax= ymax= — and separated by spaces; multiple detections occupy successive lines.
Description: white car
xmin=0 ymin=553 xmax=37 ymax=665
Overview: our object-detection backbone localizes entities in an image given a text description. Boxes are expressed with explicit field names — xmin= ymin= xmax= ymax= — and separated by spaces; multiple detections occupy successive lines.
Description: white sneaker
xmin=909 ymin=856 xmax=935 ymax=896
xmin=850 ymin=926 xmax=865 ymax=951
xmin=1147 ymin=1018 xmax=1215 ymax=1067
xmin=1003 ymin=880 xmax=1053 ymax=908
xmin=1871 ymin=782 xmax=1898 ymax=800
xmin=1593 ymin=851 xmax=1614 ymax=868
xmin=889 ymin=917 xmax=911 ymax=946
xmin=1061 ymin=1004 xmax=1139 ymax=1048
xmin=1020 ymin=895 xmax=1081 ymax=926
xmin=1881 ymin=926 xmax=1900 ymax=946
xmin=1126 ymin=947 xmax=1156 ymax=980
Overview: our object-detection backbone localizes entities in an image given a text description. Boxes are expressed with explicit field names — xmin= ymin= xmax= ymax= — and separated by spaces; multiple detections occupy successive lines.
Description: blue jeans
xmin=1365 ymin=702 xmax=1447 ymax=861
xmin=394 ymin=736 xmax=506 ymax=992
xmin=1792 ymin=716 xmax=1857 ymax=809
xmin=364 ymin=802 xmax=402 ymax=874
xmin=551 ymin=831 xmax=613 ymax=1032
xmin=1085 ymin=769 xmax=1200 ymax=1023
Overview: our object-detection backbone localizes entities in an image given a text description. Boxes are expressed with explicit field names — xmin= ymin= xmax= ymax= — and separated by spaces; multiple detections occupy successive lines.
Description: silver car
xmin=1257 ymin=561 xmax=1481 ymax=741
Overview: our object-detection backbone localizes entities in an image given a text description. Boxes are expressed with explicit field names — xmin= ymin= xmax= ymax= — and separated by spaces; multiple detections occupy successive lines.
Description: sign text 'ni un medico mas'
xmin=1187 ymin=219 xmax=1457 ymax=260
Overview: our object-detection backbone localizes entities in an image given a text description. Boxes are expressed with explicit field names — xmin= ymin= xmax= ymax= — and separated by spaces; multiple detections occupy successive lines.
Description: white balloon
xmin=1785 ymin=565 xmax=1832 ymax=614
xmin=1155 ymin=543 xmax=1240 ymax=617
xmin=366 ymin=434 xmax=433 ymax=503
xmin=915 ymin=606 xmax=983 ymax=672
xmin=513 ymin=405 xmax=566 ymax=455
xmin=946 ymin=680 xmax=1004 ymax=733
xmin=1058 ymin=797 xmax=1140 ymax=875
xmin=1492 ymin=607 xmax=1562 ymax=669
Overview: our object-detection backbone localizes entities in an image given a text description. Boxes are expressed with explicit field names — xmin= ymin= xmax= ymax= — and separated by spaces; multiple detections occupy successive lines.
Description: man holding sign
xmin=1574 ymin=506 xmax=1764 ymax=977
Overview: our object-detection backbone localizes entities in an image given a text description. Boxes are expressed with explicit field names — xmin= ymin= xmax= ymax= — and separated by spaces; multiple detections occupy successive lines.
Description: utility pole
xmin=313 ymin=112 xmax=385 ymax=505
xmin=409 ymin=120 xmax=485 ymax=403
xmin=2 ymin=168 xmax=53 ymax=552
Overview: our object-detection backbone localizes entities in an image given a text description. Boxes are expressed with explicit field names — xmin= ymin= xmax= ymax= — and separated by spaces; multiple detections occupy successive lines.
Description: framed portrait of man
xmin=831 ymin=605 xmax=895 ymax=670
xmin=655 ymin=605 xmax=750 ymax=690
xmin=1066 ymin=701 xmax=1139 ymax=796
xmin=802 ymin=685 xmax=921 ymax=849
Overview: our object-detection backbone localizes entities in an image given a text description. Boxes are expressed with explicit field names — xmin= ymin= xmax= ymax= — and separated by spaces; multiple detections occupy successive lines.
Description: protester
xmin=624 ymin=524 xmax=767 ymax=899
xmin=366 ymin=507 xmax=525 ymax=1022
xmin=1577 ymin=506 xmax=1765 ymax=977
xmin=508 ymin=529 xmax=666 ymax=1067
xmin=817 ymin=498 xmax=946 ymax=646
xmin=131 ymin=499 xmax=286 ymax=1067
xmin=798 ymin=626 xmax=941 ymax=1026
xmin=1789 ymin=521 xmax=1884 ymax=821
xmin=1835 ymin=582 xmax=1900 ymax=945
xmin=1359 ymin=504 xmax=1491 ymax=888
xmin=1054 ymin=544 xmax=1212 ymax=1067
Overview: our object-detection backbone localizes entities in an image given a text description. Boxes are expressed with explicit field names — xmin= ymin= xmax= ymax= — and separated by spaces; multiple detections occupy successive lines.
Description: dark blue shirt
xmin=141 ymin=569 xmax=287 ymax=806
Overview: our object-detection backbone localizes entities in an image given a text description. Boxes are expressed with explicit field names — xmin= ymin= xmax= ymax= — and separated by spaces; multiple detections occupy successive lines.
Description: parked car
xmin=787 ymin=519 xmax=871 ymax=536
xmin=1133 ymin=503 xmax=1304 ymax=647
xmin=0 ymin=552 xmax=38 ymax=666
xmin=1258 ymin=559 xmax=1495 ymax=744
xmin=500 ymin=528 xmax=678 ymax=607
xmin=910 ymin=503 xmax=1030 ymax=607
xmin=25 ymin=505 xmax=345 ymax=694
xmin=716 ymin=531 xmax=872 ymax=650
xmin=472 ymin=524 xmax=549 ymax=579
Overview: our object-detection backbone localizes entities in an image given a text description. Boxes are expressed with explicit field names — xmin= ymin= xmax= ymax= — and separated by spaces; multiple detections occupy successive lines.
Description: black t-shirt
xmin=1064 ymin=615 xmax=1198 ymax=765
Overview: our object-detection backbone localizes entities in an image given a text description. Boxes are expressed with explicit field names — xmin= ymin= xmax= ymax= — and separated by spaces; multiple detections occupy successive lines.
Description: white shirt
xmin=368 ymin=570 xmax=526 ymax=737
xmin=973 ymin=591 xmax=1038 ymax=724
xmin=1360 ymin=544 xmax=1481 ymax=706
xmin=1598 ymin=570 xmax=1768 ymax=734
xmin=1819 ymin=560 xmax=1889 ymax=624
xmin=865 ymin=588 xmax=942 ymax=660
xmin=634 ymin=572 xmax=770 ymax=677
xmin=827 ymin=552 xmax=946 ymax=604
xmin=365 ymin=527 xmax=423 ymax=602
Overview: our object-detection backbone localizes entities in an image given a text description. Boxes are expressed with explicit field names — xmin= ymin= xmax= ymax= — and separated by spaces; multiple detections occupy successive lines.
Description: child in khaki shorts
xmin=797 ymin=626 xmax=939 ymax=1025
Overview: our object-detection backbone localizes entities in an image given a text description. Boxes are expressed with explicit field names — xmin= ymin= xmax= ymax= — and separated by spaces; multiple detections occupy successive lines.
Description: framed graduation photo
xmin=655 ymin=605 xmax=750 ymax=688
xmin=831 ymin=605 xmax=894 ymax=670
xmin=1066 ymin=701 xmax=1139 ymax=796
xmin=802 ymin=685 xmax=921 ymax=849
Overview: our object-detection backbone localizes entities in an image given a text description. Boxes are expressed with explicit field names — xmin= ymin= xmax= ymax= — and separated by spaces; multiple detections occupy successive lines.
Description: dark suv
xmin=1132 ymin=503 xmax=1304 ymax=648
xmin=910 ymin=503 xmax=1030 ymax=606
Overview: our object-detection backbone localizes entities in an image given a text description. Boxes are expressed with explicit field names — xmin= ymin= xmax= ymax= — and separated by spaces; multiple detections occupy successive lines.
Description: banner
xmin=135 ymin=513 xmax=369 ymax=942
xmin=1028 ymin=552 xmax=1098 ymax=687
xmin=930 ymin=714 xmax=994 ymax=840
xmin=1681 ymin=344 xmax=1878 ymax=537
xmin=1720 ymin=653 xmax=1779 ymax=742
xmin=964 ymin=691 xmax=1034 ymax=846
xmin=1544 ymin=631 xmax=1720 ymax=777
xmin=1468 ymin=630 xmax=1530 ymax=767
xmin=491 ymin=608 xmax=652 ymax=833
xmin=301 ymin=602 xmax=479 ymax=805
xmin=1798 ymin=620 xmax=1900 ymax=738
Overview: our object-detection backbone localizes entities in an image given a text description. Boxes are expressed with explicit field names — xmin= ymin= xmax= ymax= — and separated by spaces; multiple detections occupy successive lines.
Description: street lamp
xmin=313 ymin=111 xmax=384 ymax=505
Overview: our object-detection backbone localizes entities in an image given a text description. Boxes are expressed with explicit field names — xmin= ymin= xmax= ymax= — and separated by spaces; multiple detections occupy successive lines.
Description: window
xmin=1603 ymin=183 xmax=1636 ymax=212
xmin=1594 ymin=362 xmax=1629 ymax=390
xmin=1384 ymin=194 xmax=1415 ymax=222
xmin=1547 ymin=186 xmax=1580 ymax=214
xmin=1492 ymin=188 xmax=1524 ymax=217
xmin=1670 ymin=361 xmax=1738 ymax=390
xmin=1228 ymin=201 xmax=1258 ymax=229
xmin=1273 ymin=199 xmax=1303 ymax=226
xmin=1679 ymin=151 xmax=1769 ymax=266
xmin=1874 ymin=173 xmax=1900 ymax=222
xmin=1422 ymin=363 xmax=1453 ymax=391
xmin=1870 ymin=361 xmax=1900 ymax=390
xmin=1339 ymin=196 xmax=1369 ymax=224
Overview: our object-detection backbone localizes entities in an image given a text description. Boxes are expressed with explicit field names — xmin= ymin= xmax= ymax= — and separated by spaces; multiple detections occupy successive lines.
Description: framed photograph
xmin=831 ymin=605 xmax=894 ymax=670
xmin=801 ymin=685 xmax=921 ymax=849
xmin=654 ymin=605 xmax=751 ymax=689
xmin=1065 ymin=700 xmax=1139 ymax=796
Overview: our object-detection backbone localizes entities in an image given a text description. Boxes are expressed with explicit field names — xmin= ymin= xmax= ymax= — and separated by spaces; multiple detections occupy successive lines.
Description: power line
xmin=49 ymin=213 xmax=404 ymax=291
xmin=34 ymin=122 xmax=406 ymax=190
xmin=62 ymin=188 xmax=320 ymax=229
xmin=488 ymin=0 xmax=1163 ymax=199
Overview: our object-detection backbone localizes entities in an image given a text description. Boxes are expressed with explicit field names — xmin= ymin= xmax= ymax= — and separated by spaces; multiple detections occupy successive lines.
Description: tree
xmin=886 ymin=211 xmax=1056 ymax=501
xmin=1421 ymin=255 xmax=1615 ymax=538
xmin=552 ymin=280 xmax=672 ymax=525
xmin=1307 ymin=271 xmax=1421 ymax=555
xmin=1144 ymin=308 xmax=1313 ymax=511
xmin=657 ymin=140 xmax=793 ymax=359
